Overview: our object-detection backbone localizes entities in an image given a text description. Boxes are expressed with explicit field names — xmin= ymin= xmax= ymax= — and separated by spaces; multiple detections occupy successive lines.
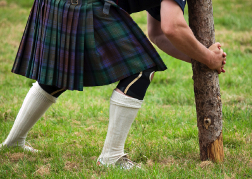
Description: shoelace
xmin=24 ymin=141 xmax=39 ymax=152
xmin=115 ymin=156 xmax=141 ymax=169
xmin=0 ymin=142 xmax=38 ymax=152
xmin=97 ymin=155 xmax=142 ymax=170
xmin=25 ymin=141 xmax=33 ymax=148
xmin=117 ymin=156 xmax=134 ymax=165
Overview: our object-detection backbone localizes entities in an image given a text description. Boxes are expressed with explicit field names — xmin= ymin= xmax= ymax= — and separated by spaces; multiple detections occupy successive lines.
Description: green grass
xmin=0 ymin=0 xmax=252 ymax=178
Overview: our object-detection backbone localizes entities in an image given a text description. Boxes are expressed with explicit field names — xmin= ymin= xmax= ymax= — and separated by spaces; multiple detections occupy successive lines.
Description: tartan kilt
xmin=12 ymin=0 xmax=167 ymax=91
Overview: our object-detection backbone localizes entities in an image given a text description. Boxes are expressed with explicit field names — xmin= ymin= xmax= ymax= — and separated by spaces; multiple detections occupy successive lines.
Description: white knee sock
xmin=3 ymin=82 xmax=57 ymax=147
xmin=98 ymin=90 xmax=143 ymax=164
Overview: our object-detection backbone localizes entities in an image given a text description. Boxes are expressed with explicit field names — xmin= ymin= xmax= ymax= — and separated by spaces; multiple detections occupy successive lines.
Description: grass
xmin=0 ymin=0 xmax=252 ymax=178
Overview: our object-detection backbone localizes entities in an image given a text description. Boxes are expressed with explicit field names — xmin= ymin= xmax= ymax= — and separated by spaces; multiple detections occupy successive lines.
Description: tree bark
xmin=187 ymin=0 xmax=224 ymax=162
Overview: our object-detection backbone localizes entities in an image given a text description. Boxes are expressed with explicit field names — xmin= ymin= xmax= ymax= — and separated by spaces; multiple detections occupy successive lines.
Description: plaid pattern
xmin=12 ymin=0 xmax=167 ymax=91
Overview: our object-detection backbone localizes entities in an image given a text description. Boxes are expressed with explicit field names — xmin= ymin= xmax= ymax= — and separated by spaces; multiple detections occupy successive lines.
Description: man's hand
xmin=208 ymin=43 xmax=227 ymax=74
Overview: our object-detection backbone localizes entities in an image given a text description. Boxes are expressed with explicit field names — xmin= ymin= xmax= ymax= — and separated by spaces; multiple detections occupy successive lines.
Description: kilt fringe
xmin=12 ymin=0 xmax=167 ymax=91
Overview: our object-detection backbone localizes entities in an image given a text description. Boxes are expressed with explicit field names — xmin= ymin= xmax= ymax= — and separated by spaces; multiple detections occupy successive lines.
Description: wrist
xmin=203 ymin=50 xmax=213 ymax=69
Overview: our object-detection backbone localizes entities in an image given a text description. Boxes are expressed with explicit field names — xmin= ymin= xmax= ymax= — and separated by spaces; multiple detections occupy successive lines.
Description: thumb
xmin=215 ymin=42 xmax=221 ymax=49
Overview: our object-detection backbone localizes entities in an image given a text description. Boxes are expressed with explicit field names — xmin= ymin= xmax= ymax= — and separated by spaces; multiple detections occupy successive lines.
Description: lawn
xmin=0 ymin=0 xmax=251 ymax=178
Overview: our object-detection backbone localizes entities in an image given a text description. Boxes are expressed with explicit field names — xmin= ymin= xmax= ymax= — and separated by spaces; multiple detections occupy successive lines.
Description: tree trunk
xmin=187 ymin=0 xmax=224 ymax=162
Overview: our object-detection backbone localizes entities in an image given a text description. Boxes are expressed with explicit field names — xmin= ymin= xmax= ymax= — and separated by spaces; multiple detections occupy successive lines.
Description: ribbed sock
xmin=3 ymin=82 xmax=56 ymax=147
xmin=98 ymin=90 xmax=142 ymax=164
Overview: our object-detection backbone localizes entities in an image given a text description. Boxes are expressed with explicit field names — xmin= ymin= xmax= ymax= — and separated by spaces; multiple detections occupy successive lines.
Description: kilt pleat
xmin=57 ymin=0 xmax=68 ymax=88
xmin=30 ymin=0 xmax=43 ymax=78
xmin=12 ymin=0 xmax=167 ymax=91
xmin=40 ymin=0 xmax=56 ymax=84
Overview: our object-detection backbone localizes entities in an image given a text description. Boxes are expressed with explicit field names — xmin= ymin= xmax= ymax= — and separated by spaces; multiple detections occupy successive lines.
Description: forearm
xmin=163 ymin=24 xmax=212 ymax=66
xmin=151 ymin=33 xmax=191 ymax=63
xmin=160 ymin=0 xmax=214 ymax=67
xmin=147 ymin=13 xmax=191 ymax=63
xmin=148 ymin=0 xmax=226 ymax=73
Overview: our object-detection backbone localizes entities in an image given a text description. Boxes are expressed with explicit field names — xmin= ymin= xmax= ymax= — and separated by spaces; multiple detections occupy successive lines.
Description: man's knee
xmin=38 ymin=83 xmax=66 ymax=98
xmin=116 ymin=66 xmax=156 ymax=100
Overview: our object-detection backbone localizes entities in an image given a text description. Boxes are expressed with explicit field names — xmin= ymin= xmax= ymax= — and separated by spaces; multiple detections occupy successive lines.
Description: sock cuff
xmin=110 ymin=90 xmax=143 ymax=109
xmin=33 ymin=82 xmax=57 ymax=103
